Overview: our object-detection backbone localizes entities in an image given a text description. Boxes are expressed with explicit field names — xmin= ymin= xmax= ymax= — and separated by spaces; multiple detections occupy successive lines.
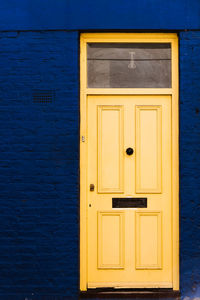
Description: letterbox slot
xmin=112 ymin=198 xmax=147 ymax=208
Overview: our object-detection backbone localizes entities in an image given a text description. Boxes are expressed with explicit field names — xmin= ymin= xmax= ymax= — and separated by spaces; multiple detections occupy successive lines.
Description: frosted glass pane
xmin=87 ymin=43 xmax=171 ymax=88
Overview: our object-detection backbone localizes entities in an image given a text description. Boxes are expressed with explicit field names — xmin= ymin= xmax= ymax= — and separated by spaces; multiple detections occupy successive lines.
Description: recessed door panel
xmin=135 ymin=211 xmax=162 ymax=269
xmin=136 ymin=106 xmax=162 ymax=193
xmin=98 ymin=106 xmax=124 ymax=193
xmin=98 ymin=211 xmax=124 ymax=269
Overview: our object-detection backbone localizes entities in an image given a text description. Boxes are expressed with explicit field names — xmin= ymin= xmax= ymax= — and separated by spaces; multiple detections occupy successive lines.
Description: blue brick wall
xmin=0 ymin=29 xmax=200 ymax=299
xmin=0 ymin=31 xmax=79 ymax=299
xmin=179 ymin=31 xmax=200 ymax=298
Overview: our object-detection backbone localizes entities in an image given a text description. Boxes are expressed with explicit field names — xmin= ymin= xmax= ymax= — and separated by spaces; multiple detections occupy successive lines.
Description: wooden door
xmin=87 ymin=95 xmax=172 ymax=288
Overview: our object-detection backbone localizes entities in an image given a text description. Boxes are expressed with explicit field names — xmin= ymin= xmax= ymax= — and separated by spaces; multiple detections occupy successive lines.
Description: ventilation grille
xmin=33 ymin=90 xmax=55 ymax=103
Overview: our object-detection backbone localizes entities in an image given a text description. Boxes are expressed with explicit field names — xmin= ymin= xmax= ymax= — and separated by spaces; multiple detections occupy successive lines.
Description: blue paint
xmin=0 ymin=0 xmax=199 ymax=30
xmin=0 ymin=1 xmax=199 ymax=299
xmin=179 ymin=31 xmax=200 ymax=299
xmin=0 ymin=31 xmax=79 ymax=299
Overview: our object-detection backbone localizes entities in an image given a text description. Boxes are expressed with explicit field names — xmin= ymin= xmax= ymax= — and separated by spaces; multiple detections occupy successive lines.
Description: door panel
xmin=135 ymin=106 xmax=162 ymax=193
xmin=87 ymin=95 xmax=172 ymax=288
xmin=135 ymin=211 xmax=162 ymax=269
xmin=97 ymin=106 xmax=124 ymax=193
xmin=98 ymin=211 xmax=125 ymax=269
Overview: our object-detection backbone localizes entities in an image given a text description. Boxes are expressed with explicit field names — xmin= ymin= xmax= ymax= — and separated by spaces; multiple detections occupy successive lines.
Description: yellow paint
xmin=87 ymin=95 xmax=172 ymax=287
xmin=136 ymin=106 xmax=162 ymax=193
xmin=98 ymin=211 xmax=125 ymax=269
xmin=80 ymin=33 xmax=179 ymax=291
xmin=88 ymin=282 xmax=173 ymax=288
xmin=97 ymin=106 xmax=124 ymax=193
xmin=136 ymin=211 xmax=162 ymax=269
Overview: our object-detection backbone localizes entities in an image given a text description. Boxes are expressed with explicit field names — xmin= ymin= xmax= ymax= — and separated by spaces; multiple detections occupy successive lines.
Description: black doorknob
xmin=126 ymin=147 xmax=134 ymax=156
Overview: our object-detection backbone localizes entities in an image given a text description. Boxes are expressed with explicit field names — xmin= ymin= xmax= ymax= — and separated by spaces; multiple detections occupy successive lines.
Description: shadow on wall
xmin=79 ymin=296 xmax=200 ymax=300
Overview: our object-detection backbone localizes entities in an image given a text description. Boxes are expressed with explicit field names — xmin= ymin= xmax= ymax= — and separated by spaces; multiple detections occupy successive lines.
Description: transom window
xmin=87 ymin=43 xmax=171 ymax=88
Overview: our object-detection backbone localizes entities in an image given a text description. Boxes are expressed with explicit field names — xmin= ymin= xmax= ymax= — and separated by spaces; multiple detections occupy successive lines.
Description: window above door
xmin=87 ymin=43 xmax=171 ymax=88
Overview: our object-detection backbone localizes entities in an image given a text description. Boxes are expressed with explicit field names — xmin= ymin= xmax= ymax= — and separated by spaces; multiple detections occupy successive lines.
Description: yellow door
xmin=87 ymin=95 xmax=172 ymax=288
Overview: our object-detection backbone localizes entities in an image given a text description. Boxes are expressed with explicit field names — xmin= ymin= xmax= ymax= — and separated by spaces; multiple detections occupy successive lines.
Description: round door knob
xmin=126 ymin=147 xmax=134 ymax=156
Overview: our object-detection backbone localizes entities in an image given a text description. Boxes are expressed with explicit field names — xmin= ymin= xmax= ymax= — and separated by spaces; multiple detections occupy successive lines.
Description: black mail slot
xmin=112 ymin=198 xmax=147 ymax=208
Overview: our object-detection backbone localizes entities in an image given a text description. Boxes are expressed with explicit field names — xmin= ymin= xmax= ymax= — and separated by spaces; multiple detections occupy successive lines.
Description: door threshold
xmin=80 ymin=288 xmax=180 ymax=298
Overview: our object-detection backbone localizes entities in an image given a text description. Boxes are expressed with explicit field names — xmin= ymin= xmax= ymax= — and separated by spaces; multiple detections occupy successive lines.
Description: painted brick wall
xmin=0 ymin=31 xmax=79 ymax=299
xmin=0 ymin=29 xmax=200 ymax=299
xmin=179 ymin=31 xmax=200 ymax=298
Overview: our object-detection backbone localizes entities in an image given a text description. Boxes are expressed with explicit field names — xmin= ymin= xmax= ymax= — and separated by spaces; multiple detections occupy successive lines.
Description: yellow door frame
xmin=80 ymin=33 xmax=179 ymax=291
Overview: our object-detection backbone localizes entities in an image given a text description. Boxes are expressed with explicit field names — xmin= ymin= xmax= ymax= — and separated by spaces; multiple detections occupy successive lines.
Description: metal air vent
xmin=33 ymin=90 xmax=54 ymax=103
